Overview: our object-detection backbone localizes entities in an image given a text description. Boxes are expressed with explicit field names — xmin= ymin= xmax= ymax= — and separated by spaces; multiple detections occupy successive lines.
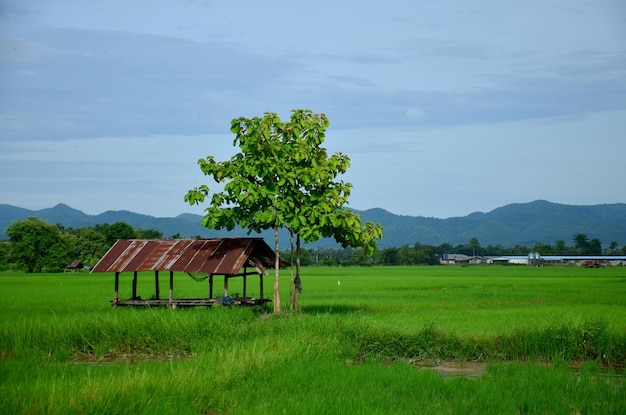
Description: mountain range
xmin=1 ymin=200 xmax=625 ymax=249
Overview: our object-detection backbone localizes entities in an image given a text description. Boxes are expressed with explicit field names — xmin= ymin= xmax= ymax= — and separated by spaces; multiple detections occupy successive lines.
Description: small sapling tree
xmin=185 ymin=109 xmax=383 ymax=312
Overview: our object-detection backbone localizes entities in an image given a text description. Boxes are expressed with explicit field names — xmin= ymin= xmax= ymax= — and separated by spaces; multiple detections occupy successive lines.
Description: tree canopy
xmin=3 ymin=218 xmax=163 ymax=273
xmin=6 ymin=217 xmax=73 ymax=273
xmin=185 ymin=109 xmax=383 ymax=312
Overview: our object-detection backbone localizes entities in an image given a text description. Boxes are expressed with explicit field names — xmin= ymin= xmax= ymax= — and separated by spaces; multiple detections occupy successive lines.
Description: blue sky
xmin=1 ymin=0 xmax=625 ymax=219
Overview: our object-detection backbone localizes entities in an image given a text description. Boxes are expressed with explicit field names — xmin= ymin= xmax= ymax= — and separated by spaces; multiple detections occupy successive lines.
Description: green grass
xmin=1 ymin=266 xmax=625 ymax=414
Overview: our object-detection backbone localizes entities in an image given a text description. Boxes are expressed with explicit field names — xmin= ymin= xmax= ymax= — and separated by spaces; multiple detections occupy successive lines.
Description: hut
xmin=65 ymin=260 xmax=84 ymax=272
xmin=91 ymin=238 xmax=288 ymax=308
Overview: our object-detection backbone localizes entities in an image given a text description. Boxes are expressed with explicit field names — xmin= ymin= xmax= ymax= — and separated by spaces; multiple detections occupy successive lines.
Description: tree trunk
xmin=289 ymin=230 xmax=295 ymax=311
xmin=273 ymin=224 xmax=281 ymax=313
xmin=294 ymin=233 xmax=301 ymax=311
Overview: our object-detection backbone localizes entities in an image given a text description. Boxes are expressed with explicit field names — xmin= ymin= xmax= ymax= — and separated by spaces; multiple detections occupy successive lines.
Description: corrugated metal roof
xmin=91 ymin=238 xmax=285 ymax=274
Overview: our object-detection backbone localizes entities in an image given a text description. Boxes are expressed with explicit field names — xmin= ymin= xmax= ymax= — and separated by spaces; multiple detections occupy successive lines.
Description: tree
xmin=185 ymin=110 xmax=382 ymax=312
xmin=530 ymin=242 xmax=554 ymax=256
xmin=573 ymin=233 xmax=590 ymax=254
xmin=553 ymin=240 xmax=567 ymax=255
xmin=95 ymin=222 xmax=138 ymax=246
xmin=272 ymin=110 xmax=382 ymax=309
xmin=467 ymin=237 xmax=481 ymax=256
xmin=6 ymin=217 xmax=73 ymax=272
xmin=588 ymin=238 xmax=602 ymax=255
xmin=607 ymin=241 xmax=620 ymax=255
xmin=415 ymin=245 xmax=438 ymax=265
xmin=136 ymin=228 xmax=164 ymax=239
xmin=66 ymin=227 xmax=109 ymax=267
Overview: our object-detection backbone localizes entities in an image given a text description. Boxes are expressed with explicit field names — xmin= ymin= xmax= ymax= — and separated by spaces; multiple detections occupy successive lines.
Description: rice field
xmin=1 ymin=265 xmax=625 ymax=414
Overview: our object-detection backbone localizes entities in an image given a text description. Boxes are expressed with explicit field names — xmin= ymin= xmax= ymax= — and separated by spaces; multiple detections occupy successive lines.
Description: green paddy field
xmin=1 ymin=265 xmax=625 ymax=414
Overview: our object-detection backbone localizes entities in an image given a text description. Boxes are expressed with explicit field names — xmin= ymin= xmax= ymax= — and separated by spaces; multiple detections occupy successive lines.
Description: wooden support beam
xmin=260 ymin=274 xmax=264 ymax=299
xmin=132 ymin=271 xmax=138 ymax=299
xmin=154 ymin=271 xmax=159 ymax=299
xmin=209 ymin=274 xmax=213 ymax=299
xmin=114 ymin=272 xmax=120 ymax=304
xmin=243 ymin=266 xmax=247 ymax=297
xmin=169 ymin=270 xmax=174 ymax=304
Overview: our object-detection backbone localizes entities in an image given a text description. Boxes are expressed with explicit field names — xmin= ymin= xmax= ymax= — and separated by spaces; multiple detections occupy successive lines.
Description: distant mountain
xmin=1 ymin=200 xmax=625 ymax=248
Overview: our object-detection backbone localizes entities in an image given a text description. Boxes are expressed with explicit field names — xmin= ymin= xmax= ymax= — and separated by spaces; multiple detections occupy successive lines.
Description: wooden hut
xmin=65 ymin=260 xmax=84 ymax=272
xmin=91 ymin=238 xmax=287 ymax=308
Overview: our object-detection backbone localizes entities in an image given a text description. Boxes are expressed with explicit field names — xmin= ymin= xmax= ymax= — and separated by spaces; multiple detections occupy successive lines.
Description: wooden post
xmin=132 ymin=271 xmax=138 ymax=299
xmin=243 ymin=274 xmax=247 ymax=298
xmin=114 ymin=272 xmax=120 ymax=304
xmin=155 ymin=270 xmax=160 ymax=300
xmin=209 ymin=274 xmax=213 ymax=299
xmin=224 ymin=275 xmax=229 ymax=297
xmin=259 ymin=273 xmax=264 ymax=299
xmin=169 ymin=270 xmax=174 ymax=304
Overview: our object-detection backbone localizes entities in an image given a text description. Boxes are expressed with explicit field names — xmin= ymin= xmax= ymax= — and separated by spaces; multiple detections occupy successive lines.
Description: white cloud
xmin=1 ymin=0 xmax=625 ymax=218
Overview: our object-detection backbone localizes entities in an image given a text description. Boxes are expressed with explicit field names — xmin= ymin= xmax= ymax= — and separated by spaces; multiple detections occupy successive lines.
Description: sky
xmin=1 ymin=0 xmax=625 ymax=219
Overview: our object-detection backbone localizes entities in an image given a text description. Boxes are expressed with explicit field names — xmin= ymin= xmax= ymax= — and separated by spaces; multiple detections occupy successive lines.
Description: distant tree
xmin=95 ymin=222 xmax=138 ymax=246
xmin=136 ymin=228 xmax=164 ymax=239
xmin=437 ymin=243 xmax=453 ymax=256
xmin=483 ymin=243 xmax=507 ymax=256
xmin=415 ymin=245 xmax=439 ymax=265
xmin=467 ymin=237 xmax=481 ymax=256
xmin=6 ymin=217 xmax=73 ymax=272
xmin=397 ymin=244 xmax=417 ymax=265
xmin=530 ymin=242 xmax=554 ymax=256
xmin=607 ymin=241 xmax=620 ymax=255
xmin=380 ymin=247 xmax=399 ymax=265
xmin=588 ymin=238 xmax=602 ymax=255
xmin=0 ymin=242 xmax=11 ymax=269
xmin=553 ymin=240 xmax=567 ymax=255
xmin=573 ymin=233 xmax=590 ymax=254
xmin=66 ymin=227 xmax=109 ymax=267
xmin=350 ymin=248 xmax=370 ymax=266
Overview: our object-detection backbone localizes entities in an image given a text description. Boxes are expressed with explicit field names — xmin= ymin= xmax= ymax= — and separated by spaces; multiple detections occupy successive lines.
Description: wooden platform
xmin=110 ymin=297 xmax=270 ymax=308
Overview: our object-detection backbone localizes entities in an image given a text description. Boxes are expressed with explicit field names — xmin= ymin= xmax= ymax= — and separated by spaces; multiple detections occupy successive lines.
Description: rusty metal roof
xmin=91 ymin=238 xmax=285 ymax=274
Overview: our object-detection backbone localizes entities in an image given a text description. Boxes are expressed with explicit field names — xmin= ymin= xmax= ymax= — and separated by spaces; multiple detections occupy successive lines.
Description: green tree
xmin=6 ymin=217 xmax=73 ymax=272
xmin=185 ymin=110 xmax=382 ymax=312
xmin=607 ymin=241 xmax=619 ymax=255
xmin=553 ymin=240 xmax=567 ymax=255
xmin=95 ymin=222 xmax=138 ymax=246
xmin=136 ymin=228 xmax=164 ymax=239
xmin=530 ymin=242 xmax=554 ymax=256
xmin=468 ymin=237 xmax=481 ymax=256
xmin=573 ymin=233 xmax=590 ymax=254
xmin=397 ymin=244 xmax=417 ymax=265
xmin=380 ymin=247 xmax=399 ymax=265
xmin=588 ymin=238 xmax=602 ymax=255
xmin=273 ymin=110 xmax=382 ymax=308
xmin=67 ymin=227 xmax=110 ymax=267
xmin=0 ymin=241 xmax=11 ymax=270
xmin=415 ymin=244 xmax=438 ymax=265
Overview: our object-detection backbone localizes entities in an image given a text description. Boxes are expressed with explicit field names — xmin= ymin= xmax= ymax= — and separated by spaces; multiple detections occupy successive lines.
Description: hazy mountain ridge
xmin=1 ymin=201 xmax=625 ymax=248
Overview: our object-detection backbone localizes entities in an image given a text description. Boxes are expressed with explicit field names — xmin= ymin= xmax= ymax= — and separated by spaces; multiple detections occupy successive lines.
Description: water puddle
xmin=415 ymin=362 xmax=486 ymax=378
xmin=413 ymin=361 xmax=624 ymax=382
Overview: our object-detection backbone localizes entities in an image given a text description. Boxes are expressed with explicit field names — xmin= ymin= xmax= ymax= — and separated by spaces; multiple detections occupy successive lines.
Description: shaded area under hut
xmin=91 ymin=238 xmax=288 ymax=308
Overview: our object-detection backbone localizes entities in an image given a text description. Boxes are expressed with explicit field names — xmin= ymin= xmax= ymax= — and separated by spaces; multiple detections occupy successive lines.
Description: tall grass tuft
xmin=351 ymin=320 xmax=626 ymax=366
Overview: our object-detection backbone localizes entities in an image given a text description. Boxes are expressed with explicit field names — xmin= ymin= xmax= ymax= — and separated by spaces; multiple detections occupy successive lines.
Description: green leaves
xmin=185 ymin=109 xmax=383 ymax=253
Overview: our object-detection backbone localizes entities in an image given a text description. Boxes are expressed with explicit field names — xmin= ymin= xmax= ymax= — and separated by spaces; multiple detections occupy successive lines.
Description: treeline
xmin=3 ymin=217 xmax=626 ymax=272
xmin=0 ymin=217 xmax=167 ymax=273
xmin=283 ymin=235 xmax=626 ymax=267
